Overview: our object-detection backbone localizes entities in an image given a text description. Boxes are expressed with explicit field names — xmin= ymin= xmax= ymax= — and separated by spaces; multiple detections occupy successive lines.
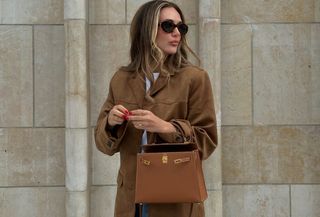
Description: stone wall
xmin=0 ymin=0 xmax=66 ymax=216
xmin=0 ymin=0 xmax=319 ymax=217
xmin=221 ymin=0 xmax=320 ymax=216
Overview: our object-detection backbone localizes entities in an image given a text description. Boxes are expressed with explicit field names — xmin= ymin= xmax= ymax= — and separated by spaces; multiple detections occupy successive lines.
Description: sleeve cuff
xmin=157 ymin=119 xmax=193 ymax=143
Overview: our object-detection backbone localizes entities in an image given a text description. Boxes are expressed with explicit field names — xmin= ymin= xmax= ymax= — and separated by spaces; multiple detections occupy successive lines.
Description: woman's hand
xmin=107 ymin=105 xmax=129 ymax=127
xmin=128 ymin=109 xmax=176 ymax=133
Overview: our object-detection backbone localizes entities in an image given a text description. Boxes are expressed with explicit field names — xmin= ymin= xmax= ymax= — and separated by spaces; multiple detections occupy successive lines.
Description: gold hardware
xmin=162 ymin=155 xmax=168 ymax=164
xmin=174 ymin=157 xmax=190 ymax=164
xmin=174 ymin=159 xmax=182 ymax=164
xmin=143 ymin=159 xmax=151 ymax=165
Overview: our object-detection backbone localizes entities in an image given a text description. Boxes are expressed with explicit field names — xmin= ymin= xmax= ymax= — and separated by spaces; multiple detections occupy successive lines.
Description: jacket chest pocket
xmin=150 ymin=101 xmax=188 ymax=120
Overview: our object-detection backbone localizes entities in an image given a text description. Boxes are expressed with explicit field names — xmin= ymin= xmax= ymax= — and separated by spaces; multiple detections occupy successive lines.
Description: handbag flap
xmin=141 ymin=142 xmax=197 ymax=153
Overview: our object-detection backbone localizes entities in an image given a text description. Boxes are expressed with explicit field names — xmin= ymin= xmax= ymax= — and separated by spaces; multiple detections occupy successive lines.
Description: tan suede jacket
xmin=95 ymin=65 xmax=218 ymax=217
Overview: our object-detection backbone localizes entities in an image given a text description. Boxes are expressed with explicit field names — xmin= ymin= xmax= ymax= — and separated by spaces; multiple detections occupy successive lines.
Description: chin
xmin=164 ymin=49 xmax=178 ymax=55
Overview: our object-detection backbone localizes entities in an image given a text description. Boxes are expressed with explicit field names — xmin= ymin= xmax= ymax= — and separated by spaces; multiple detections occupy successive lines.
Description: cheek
xmin=156 ymin=32 xmax=167 ymax=46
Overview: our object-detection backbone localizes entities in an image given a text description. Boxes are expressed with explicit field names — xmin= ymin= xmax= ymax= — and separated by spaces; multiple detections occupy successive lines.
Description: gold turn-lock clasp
xmin=162 ymin=154 xmax=168 ymax=164
xmin=174 ymin=157 xmax=191 ymax=164
xmin=143 ymin=159 xmax=151 ymax=166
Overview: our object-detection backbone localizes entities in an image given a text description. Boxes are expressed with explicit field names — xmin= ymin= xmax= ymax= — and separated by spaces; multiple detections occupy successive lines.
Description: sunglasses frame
xmin=158 ymin=20 xmax=188 ymax=35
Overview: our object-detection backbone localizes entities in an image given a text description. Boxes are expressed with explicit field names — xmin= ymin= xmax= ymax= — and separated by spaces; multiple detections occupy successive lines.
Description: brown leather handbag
xmin=135 ymin=142 xmax=207 ymax=203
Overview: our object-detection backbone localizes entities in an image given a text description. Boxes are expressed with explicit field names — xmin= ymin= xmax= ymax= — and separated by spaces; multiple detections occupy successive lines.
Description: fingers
xmin=128 ymin=109 xmax=149 ymax=121
xmin=108 ymin=105 xmax=130 ymax=126
xmin=108 ymin=108 xmax=159 ymax=131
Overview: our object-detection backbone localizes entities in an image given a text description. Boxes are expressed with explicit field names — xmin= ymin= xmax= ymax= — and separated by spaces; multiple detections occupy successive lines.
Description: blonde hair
xmin=121 ymin=0 xmax=198 ymax=82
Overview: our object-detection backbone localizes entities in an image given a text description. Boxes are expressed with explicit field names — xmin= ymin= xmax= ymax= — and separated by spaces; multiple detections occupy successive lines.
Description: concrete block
xmin=126 ymin=0 xmax=197 ymax=24
xmin=221 ymin=24 xmax=252 ymax=125
xmin=223 ymin=185 xmax=290 ymax=217
xmin=0 ymin=187 xmax=65 ymax=217
xmin=199 ymin=0 xmax=220 ymax=18
xmin=0 ymin=26 xmax=33 ymax=127
xmin=0 ymin=128 xmax=65 ymax=186
xmin=222 ymin=126 xmax=320 ymax=184
xmin=222 ymin=0 xmax=316 ymax=23
xmin=205 ymin=190 xmax=222 ymax=217
xmin=92 ymin=135 xmax=120 ymax=185
xmin=64 ymin=0 xmax=88 ymax=20
xmin=198 ymin=18 xmax=221 ymax=127
xmin=65 ymin=20 xmax=89 ymax=128
xmin=89 ymin=25 xmax=130 ymax=126
xmin=203 ymin=128 xmax=221 ymax=190
xmin=253 ymin=24 xmax=320 ymax=125
xmin=90 ymin=186 xmax=117 ymax=217
xmin=292 ymin=185 xmax=320 ymax=217
xmin=0 ymin=0 xmax=63 ymax=24
xmin=316 ymin=1 xmax=320 ymax=22
xmin=66 ymin=191 xmax=89 ymax=217
xmin=66 ymin=128 xmax=90 ymax=191
xmin=89 ymin=0 xmax=125 ymax=24
xmin=184 ymin=25 xmax=198 ymax=67
xmin=34 ymin=25 xmax=65 ymax=127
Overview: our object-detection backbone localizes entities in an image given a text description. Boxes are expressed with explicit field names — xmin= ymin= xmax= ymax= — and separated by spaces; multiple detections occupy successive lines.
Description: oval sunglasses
xmin=158 ymin=20 xmax=188 ymax=35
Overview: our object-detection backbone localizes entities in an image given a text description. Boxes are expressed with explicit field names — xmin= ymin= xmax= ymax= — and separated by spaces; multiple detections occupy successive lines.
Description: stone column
xmin=198 ymin=0 xmax=222 ymax=216
xmin=64 ymin=1 xmax=90 ymax=217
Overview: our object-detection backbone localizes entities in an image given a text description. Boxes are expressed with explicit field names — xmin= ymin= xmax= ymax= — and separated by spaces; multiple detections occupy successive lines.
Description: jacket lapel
xmin=128 ymin=72 xmax=145 ymax=108
xmin=149 ymin=74 xmax=169 ymax=97
xmin=128 ymin=71 xmax=172 ymax=107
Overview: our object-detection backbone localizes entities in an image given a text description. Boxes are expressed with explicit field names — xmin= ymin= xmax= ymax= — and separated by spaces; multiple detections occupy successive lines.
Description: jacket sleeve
xmin=94 ymin=79 xmax=128 ymax=156
xmin=161 ymin=69 xmax=218 ymax=160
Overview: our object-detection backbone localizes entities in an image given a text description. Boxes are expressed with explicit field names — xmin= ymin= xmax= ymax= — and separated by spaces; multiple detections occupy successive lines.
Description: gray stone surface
xmin=0 ymin=26 xmax=33 ymax=127
xmin=0 ymin=187 xmax=65 ymax=217
xmin=0 ymin=0 xmax=63 ymax=24
xmin=89 ymin=25 xmax=130 ymax=126
xmin=203 ymin=129 xmax=221 ymax=190
xmin=0 ymin=128 xmax=65 ymax=186
xmin=90 ymin=186 xmax=117 ymax=217
xmin=223 ymin=185 xmax=290 ymax=217
xmin=66 ymin=191 xmax=89 ymax=217
xmin=205 ymin=190 xmax=222 ymax=217
xmin=92 ymin=132 xmax=120 ymax=185
xmin=222 ymin=126 xmax=320 ymax=184
xmin=253 ymin=24 xmax=320 ymax=125
xmin=221 ymin=24 xmax=252 ymax=125
xmin=317 ymin=1 xmax=320 ymax=21
xmin=65 ymin=20 xmax=90 ymax=128
xmin=89 ymin=0 xmax=125 ymax=24
xmin=66 ymin=129 xmax=89 ymax=191
xmin=222 ymin=0 xmax=317 ymax=23
xmin=34 ymin=25 xmax=65 ymax=127
xmin=198 ymin=18 xmax=221 ymax=126
xmin=199 ymin=0 xmax=220 ymax=18
xmin=64 ymin=0 xmax=88 ymax=20
xmin=292 ymin=185 xmax=320 ymax=217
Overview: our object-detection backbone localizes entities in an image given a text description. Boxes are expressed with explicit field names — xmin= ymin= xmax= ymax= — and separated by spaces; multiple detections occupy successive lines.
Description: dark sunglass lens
xmin=161 ymin=21 xmax=175 ymax=33
xmin=178 ymin=23 xmax=188 ymax=35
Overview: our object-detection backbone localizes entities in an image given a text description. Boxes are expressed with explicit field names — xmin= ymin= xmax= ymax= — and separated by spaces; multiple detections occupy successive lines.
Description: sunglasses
xmin=158 ymin=20 xmax=188 ymax=35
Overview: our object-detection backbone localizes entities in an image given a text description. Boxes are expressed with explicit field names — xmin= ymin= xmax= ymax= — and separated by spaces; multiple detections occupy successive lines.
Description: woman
xmin=94 ymin=1 xmax=218 ymax=217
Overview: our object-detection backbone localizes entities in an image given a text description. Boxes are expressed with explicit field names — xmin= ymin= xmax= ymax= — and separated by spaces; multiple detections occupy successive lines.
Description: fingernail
xmin=122 ymin=114 xmax=129 ymax=120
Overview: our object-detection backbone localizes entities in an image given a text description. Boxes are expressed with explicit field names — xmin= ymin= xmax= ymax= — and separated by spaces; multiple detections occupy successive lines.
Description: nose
xmin=172 ymin=26 xmax=180 ymax=36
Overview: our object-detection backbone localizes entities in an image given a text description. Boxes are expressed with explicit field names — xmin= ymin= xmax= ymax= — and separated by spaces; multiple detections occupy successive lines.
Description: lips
xmin=169 ymin=41 xmax=180 ymax=46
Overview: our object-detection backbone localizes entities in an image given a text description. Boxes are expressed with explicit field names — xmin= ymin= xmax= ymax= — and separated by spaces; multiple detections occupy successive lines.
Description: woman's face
xmin=156 ymin=7 xmax=182 ymax=55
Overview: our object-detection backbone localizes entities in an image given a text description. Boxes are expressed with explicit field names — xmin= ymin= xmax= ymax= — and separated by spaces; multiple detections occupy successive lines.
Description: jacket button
xmin=175 ymin=135 xmax=183 ymax=142
xmin=107 ymin=140 xmax=113 ymax=148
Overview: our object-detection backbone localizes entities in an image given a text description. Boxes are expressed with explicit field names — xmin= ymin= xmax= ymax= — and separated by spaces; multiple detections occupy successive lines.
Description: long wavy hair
xmin=121 ymin=0 xmax=198 ymax=82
